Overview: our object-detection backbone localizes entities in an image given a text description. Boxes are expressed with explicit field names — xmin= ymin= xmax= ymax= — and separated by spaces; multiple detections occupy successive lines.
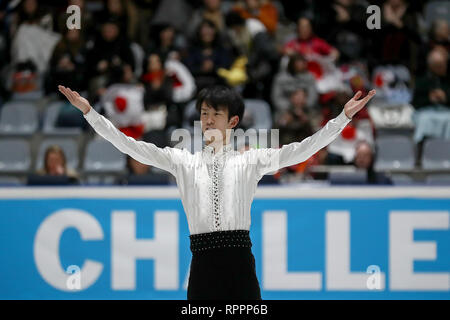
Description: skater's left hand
xmin=344 ymin=89 xmax=376 ymax=119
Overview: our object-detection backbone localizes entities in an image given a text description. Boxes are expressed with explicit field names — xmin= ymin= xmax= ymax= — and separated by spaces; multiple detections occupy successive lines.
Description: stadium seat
xmin=27 ymin=174 xmax=77 ymax=186
xmin=43 ymin=101 xmax=83 ymax=135
xmin=0 ymin=101 xmax=38 ymax=135
xmin=258 ymin=174 xmax=280 ymax=185
xmin=374 ymin=135 xmax=415 ymax=170
xmin=182 ymin=99 xmax=198 ymax=133
xmin=421 ymin=138 xmax=450 ymax=170
xmin=329 ymin=170 xmax=368 ymax=185
xmin=0 ymin=175 xmax=23 ymax=186
xmin=125 ymin=173 xmax=171 ymax=185
xmin=390 ymin=174 xmax=415 ymax=186
xmin=424 ymin=1 xmax=450 ymax=29
xmin=11 ymin=90 xmax=44 ymax=101
xmin=426 ymin=174 xmax=450 ymax=185
xmin=0 ymin=138 xmax=31 ymax=173
xmin=84 ymin=174 xmax=119 ymax=185
xmin=35 ymin=138 xmax=79 ymax=171
xmin=242 ymin=99 xmax=272 ymax=130
xmin=83 ymin=138 xmax=126 ymax=172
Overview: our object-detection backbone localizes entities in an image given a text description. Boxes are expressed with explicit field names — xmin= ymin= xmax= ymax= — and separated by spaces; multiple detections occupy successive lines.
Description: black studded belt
xmin=189 ymin=230 xmax=252 ymax=253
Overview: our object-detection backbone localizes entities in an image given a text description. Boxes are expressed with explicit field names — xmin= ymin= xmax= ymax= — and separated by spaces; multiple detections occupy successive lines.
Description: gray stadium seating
xmin=374 ymin=135 xmax=415 ymax=171
xmin=83 ymin=138 xmax=126 ymax=172
xmin=84 ymin=174 xmax=118 ymax=185
xmin=242 ymin=99 xmax=272 ymax=130
xmin=0 ymin=101 xmax=38 ymax=135
xmin=424 ymin=1 xmax=450 ymax=29
xmin=329 ymin=170 xmax=368 ymax=185
xmin=0 ymin=176 xmax=23 ymax=186
xmin=11 ymin=90 xmax=44 ymax=101
xmin=426 ymin=174 xmax=450 ymax=185
xmin=43 ymin=101 xmax=83 ymax=135
xmin=182 ymin=99 xmax=198 ymax=133
xmin=422 ymin=138 xmax=450 ymax=170
xmin=35 ymin=138 xmax=79 ymax=171
xmin=390 ymin=174 xmax=415 ymax=186
xmin=0 ymin=138 xmax=31 ymax=173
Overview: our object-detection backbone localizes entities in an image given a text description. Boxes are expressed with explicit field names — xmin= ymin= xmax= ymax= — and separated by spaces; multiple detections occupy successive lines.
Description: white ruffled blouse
xmin=84 ymin=107 xmax=351 ymax=235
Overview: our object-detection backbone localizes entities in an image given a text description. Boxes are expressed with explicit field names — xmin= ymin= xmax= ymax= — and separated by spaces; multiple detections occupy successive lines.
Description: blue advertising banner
xmin=0 ymin=187 xmax=449 ymax=300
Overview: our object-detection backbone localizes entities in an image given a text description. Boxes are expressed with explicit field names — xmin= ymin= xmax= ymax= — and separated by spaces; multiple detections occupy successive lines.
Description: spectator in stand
xmin=56 ymin=0 xmax=95 ymax=41
xmin=283 ymin=16 xmax=342 ymax=95
xmin=46 ymin=28 xmax=87 ymax=95
xmin=142 ymin=51 xmax=196 ymax=105
xmin=314 ymin=0 xmax=368 ymax=64
xmin=35 ymin=145 xmax=80 ymax=184
xmin=184 ymin=19 xmax=232 ymax=92
xmin=146 ymin=22 xmax=185 ymax=62
xmin=186 ymin=0 xmax=227 ymax=40
xmin=117 ymin=155 xmax=171 ymax=185
xmin=101 ymin=64 xmax=147 ymax=140
xmin=412 ymin=48 xmax=450 ymax=144
xmin=283 ymin=16 xmax=339 ymax=63
xmin=127 ymin=155 xmax=151 ymax=175
xmin=9 ymin=0 xmax=53 ymax=38
xmin=271 ymin=53 xmax=318 ymax=116
xmin=418 ymin=19 xmax=450 ymax=74
xmin=351 ymin=140 xmax=392 ymax=185
xmin=275 ymin=88 xmax=313 ymax=146
xmin=141 ymin=51 xmax=196 ymax=130
xmin=85 ymin=16 xmax=135 ymax=103
xmin=224 ymin=11 xmax=278 ymax=99
xmin=232 ymin=0 xmax=278 ymax=35
xmin=9 ymin=0 xmax=60 ymax=76
xmin=99 ymin=0 xmax=139 ymax=42
xmin=428 ymin=19 xmax=450 ymax=55
xmin=368 ymin=0 xmax=421 ymax=74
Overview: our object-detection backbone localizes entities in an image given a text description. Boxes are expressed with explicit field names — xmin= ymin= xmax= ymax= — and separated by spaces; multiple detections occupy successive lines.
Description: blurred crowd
xmin=0 ymin=0 xmax=449 ymax=185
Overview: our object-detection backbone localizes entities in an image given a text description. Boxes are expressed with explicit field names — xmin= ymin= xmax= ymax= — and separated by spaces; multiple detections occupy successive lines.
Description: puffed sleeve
xmin=251 ymin=108 xmax=352 ymax=178
xmin=83 ymin=107 xmax=186 ymax=176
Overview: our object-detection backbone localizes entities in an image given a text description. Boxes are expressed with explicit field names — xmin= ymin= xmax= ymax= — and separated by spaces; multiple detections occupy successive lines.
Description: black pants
xmin=187 ymin=230 xmax=262 ymax=300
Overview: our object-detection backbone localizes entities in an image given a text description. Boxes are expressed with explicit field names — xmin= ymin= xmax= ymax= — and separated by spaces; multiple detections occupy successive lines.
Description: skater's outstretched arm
xmin=252 ymin=90 xmax=376 ymax=177
xmin=58 ymin=85 xmax=183 ymax=176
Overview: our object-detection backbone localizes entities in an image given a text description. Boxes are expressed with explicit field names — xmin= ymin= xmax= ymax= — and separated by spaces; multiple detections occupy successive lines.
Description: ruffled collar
xmin=203 ymin=143 xmax=233 ymax=156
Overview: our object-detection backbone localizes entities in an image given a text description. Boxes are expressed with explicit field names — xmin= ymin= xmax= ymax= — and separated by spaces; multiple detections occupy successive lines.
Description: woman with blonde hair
xmin=36 ymin=145 xmax=80 ymax=183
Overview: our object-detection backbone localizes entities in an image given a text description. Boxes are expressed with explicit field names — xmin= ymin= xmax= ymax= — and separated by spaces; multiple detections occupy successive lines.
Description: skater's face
xmin=200 ymin=102 xmax=239 ymax=145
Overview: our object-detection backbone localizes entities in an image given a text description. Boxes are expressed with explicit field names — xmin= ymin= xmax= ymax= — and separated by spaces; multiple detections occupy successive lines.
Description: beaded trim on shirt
xmin=203 ymin=143 xmax=233 ymax=232
xmin=189 ymin=230 xmax=252 ymax=252
xmin=206 ymin=155 xmax=224 ymax=231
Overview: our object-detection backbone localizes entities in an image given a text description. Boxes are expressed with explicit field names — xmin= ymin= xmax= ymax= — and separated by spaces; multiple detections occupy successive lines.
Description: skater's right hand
xmin=58 ymin=85 xmax=92 ymax=115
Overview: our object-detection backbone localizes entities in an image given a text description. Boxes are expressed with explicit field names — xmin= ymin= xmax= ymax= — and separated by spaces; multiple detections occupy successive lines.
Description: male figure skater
xmin=58 ymin=84 xmax=375 ymax=300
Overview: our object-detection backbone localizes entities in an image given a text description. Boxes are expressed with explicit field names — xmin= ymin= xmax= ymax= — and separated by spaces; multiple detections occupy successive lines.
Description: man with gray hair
xmin=412 ymin=48 xmax=450 ymax=144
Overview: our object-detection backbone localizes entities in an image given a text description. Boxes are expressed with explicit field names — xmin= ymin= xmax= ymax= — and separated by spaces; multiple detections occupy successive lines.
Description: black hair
xmin=287 ymin=53 xmax=307 ymax=75
xmin=195 ymin=85 xmax=245 ymax=126
xmin=225 ymin=11 xmax=245 ymax=28
xmin=195 ymin=19 xmax=219 ymax=47
xmin=150 ymin=22 xmax=175 ymax=46
xmin=296 ymin=12 xmax=314 ymax=24
xmin=142 ymin=51 xmax=166 ymax=74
